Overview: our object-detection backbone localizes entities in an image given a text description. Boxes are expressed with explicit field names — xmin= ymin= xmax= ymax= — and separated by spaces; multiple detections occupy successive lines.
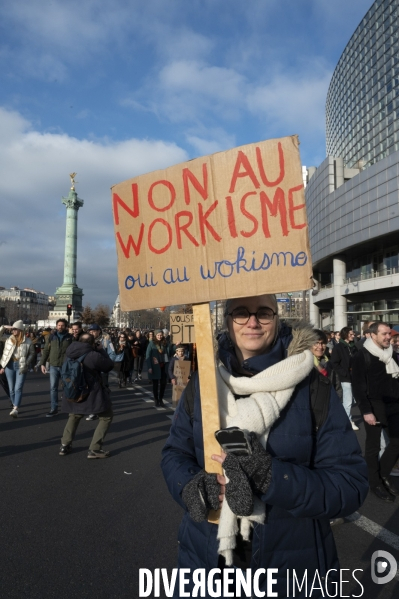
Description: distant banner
xmin=170 ymin=313 xmax=196 ymax=344
xmin=112 ymin=135 xmax=313 ymax=310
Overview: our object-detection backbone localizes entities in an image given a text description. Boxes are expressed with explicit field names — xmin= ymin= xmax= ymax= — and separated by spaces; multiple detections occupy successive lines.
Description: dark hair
xmin=56 ymin=318 xmax=68 ymax=326
xmin=340 ymin=327 xmax=353 ymax=341
xmin=72 ymin=321 xmax=82 ymax=328
xmin=313 ymin=329 xmax=328 ymax=344
xmin=80 ymin=333 xmax=94 ymax=345
xmin=369 ymin=322 xmax=390 ymax=335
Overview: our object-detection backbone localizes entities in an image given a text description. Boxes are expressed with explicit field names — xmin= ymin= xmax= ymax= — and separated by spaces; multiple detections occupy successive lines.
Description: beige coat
xmin=0 ymin=326 xmax=36 ymax=373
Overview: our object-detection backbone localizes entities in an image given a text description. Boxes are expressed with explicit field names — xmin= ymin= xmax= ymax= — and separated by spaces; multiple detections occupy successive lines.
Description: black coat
xmin=351 ymin=347 xmax=399 ymax=416
xmin=330 ymin=341 xmax=357 ymax=383
xmin=62 ymin=342 xmax=114 ymax=415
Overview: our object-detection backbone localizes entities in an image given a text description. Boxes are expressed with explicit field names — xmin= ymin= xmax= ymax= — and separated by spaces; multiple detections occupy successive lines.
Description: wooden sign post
xmin=111 ymin=135 xmax=313 ymax=523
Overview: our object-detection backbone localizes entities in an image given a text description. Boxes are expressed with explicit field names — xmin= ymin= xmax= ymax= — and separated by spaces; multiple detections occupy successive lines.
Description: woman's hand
xmin=0 ymin=368 xmax=4 ymax=375
xmin=212 ymin=453 xmax=227 ymax=508
xmin=171 ymin=378 xmax=176 ymax=385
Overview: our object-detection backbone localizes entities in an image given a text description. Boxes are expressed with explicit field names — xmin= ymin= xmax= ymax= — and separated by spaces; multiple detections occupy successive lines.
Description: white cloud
xmin=0 ymin=107 xmax=188 ymax=306
xmin=247 ymin=69 xmax=332 ymax=135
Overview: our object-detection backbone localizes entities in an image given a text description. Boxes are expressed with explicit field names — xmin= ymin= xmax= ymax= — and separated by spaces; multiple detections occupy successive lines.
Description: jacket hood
xmin=66 ymin=341 xmax=94 ymax=360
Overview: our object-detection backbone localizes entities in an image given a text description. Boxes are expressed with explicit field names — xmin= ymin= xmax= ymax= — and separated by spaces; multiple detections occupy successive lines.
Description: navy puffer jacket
xmin=161 ymin=326 xmax=368 ymax=598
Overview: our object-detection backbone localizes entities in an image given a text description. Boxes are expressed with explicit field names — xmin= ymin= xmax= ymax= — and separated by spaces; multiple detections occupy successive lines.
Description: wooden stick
xmin=193 ymin=302 xmax=222 ymax=524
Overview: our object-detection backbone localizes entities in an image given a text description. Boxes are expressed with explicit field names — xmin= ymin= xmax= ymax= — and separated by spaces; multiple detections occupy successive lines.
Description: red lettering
xmin=183 ymin=164 xmax=208 ymax=205
xmin=175 ymin=211 xmax=199 ymax=249
xmin=256 ymin=142 xmax=285 ymax=187
xmin=260 ymin=188 xmax=289 ymax=238
xmin=148 ymin=219 xmax=173 ymax=254
xmin=198 ymin=201 xmax=222 ymax=245
xmin=116 ymin=226 xmax=144 ymax=258
xmin=228 ymin=151 xmax=260 ymax=193
xmin=148 ymin=180 xmax=176 ymax=212
xmin=288 ymin=185 xmax=306 ymax=230
xmin=239 ymin=191 xmax=258 ymax=238
xmin=225 ymin=196 xmax=238 ymax=238
xmin=113 ymin=184 xmax=140 ymax=225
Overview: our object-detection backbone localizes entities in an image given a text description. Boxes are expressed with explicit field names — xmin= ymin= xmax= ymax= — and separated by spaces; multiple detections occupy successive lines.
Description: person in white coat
xmin=0 ymin=320 xmax=35 ymax=417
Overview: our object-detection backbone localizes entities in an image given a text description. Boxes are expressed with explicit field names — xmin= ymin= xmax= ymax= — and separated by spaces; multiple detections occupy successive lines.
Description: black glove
xmin=182 ymin=471 xmax=220 ymax=522
xmin=222 ymin=453 xmax=254 ymax=516
xmin=236 ymin=432 xmax=273 ymax=495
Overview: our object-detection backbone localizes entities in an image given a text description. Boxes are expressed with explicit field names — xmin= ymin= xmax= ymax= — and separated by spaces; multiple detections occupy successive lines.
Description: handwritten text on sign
xmin=170 ymin=313 xmax=196 ymax=344
xmin=112 ymin=136 xmax=312 ymax=310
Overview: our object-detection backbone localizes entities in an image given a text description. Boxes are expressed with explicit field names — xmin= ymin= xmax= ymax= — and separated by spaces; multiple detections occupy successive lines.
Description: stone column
xmin=62 ymin=196 xmax=81 ymax=285
xmin=333 ymin=257 xmax=347 ymax=330
xmin=309 ymin=293 xmax=320 ymax=328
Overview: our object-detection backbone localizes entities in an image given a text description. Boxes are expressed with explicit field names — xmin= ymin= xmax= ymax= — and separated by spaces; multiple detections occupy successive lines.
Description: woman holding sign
xmin=161 ymin=294 xmax=368 ymax=597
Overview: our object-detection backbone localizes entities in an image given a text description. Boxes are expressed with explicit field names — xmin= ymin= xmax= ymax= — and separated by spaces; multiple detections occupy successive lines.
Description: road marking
xmin=346 ymin=512 xmax=399 ymax=552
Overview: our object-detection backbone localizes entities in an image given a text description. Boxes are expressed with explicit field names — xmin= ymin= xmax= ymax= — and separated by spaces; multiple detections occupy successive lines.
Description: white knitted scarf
xmin=364 ymin=337 xmax=399 ymax=378
xmin=216 ymin=347 xmax=314 ymax=566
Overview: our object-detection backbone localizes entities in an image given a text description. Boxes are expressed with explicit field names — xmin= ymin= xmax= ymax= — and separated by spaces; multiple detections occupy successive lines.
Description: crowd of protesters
xmin=0 ymin=319 xmax=193 ymax=457
xmin=1 ymin=315 xmax=399 ymax=499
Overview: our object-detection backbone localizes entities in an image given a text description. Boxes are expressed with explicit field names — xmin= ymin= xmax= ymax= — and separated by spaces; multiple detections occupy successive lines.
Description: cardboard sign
xmin=172 ymin=385 xmax=186 ymax=407
xmin=170 ymin=313 xmax=196 ymax=344
xmin=172 ymin=360 xmax=191 ymax=407
xmin=112 ymin=136 xmax=312 ymax=311
xmin=173 ymin=360 xmax=191 ymax=386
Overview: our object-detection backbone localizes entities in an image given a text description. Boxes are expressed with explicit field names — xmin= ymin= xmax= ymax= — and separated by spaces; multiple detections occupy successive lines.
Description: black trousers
xmin=364 ymin=400 xmax=399 ymax=487
xmin=152 ymin=368 xmax=167 ymax=403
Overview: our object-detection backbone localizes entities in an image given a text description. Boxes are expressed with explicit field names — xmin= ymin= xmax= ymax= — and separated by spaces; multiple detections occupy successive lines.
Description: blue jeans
xmin=49 ymin=365 xmax=62 ymax=411
xmin=5 ymin=362 xmax=27 ymax=408
xmin=341 ymin=382 xmax=354 ymax=422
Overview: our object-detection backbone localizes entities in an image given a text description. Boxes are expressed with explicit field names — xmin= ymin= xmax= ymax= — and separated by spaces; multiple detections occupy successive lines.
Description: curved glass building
xmin=306 ymin=0 xmax=399 ymax=331
xmin=326 ymin=0 xmax=399 ymax=169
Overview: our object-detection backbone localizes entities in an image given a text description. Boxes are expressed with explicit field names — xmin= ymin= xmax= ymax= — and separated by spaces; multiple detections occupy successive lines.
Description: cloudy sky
xmin=0 ymin=0 xmax=371 ymax=308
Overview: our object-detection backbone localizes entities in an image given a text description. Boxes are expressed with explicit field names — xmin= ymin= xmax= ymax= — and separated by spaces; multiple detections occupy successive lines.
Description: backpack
xmin=61 ymin=352 xmax=90 ymax=402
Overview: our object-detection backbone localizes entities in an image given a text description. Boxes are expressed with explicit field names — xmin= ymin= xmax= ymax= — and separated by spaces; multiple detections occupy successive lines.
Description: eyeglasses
xmin=314 ymin=341 xmax=327 ymax=346
xmin=226 ymin=307 xmax=277 ymax=325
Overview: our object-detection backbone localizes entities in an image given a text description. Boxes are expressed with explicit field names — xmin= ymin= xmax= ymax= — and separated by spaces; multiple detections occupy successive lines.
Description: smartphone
xmin=215 ymin=427 xmax=252 ymax=456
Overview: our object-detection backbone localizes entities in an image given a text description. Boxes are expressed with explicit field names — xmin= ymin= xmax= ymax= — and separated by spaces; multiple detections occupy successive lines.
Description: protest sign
xmin=170 ymin=313 xmax=196 ymax=344
xmin=172 ymin=360 xmax=191 ymax=407
xmin=112 ymin=135 xmax=313 ymax=312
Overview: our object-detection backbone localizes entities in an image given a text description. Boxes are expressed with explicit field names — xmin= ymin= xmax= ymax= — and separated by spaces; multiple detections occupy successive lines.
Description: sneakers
xmin=46 ymin=410 xmax=58 ymax=417
xmin=9 ymin=407 xmax=18 ymax=418
xmin=87 ymin=449 xmax=110 ymax=459
xmin=351 ymin=421 xmax=359 ymax=431
xmin=133 ymin=377 xmax=138 ymax=383
xmin=59 ymin=444 xmax=72 ymax=456
xmin=138 ymin=374 xmax=142 ymax=380
xmin=86 ymin=414 xmax=98 ymax=421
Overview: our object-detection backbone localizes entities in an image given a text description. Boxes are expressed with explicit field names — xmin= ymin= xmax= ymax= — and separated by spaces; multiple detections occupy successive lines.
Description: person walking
xmin=0 ymin=321 xmax=36 ymax=417
xmin=330 ymin=326 xmax=358 ymax=430
xmin=115 ymin=332 xmax=133 ymax=388
xmin=39 ymin=318 xmax=73 ymax=417
xmin=161 ymin=294 xmax=368 ymax=597
xmin=146 ymin=329 xmax=169 ymax=407
xmin=131 ymin=330 xmax=148 ymax=382
xmin=352 ymin=321 xmax=399 ymax=502
xmin=59 ymin=333 xmax=114 ymax=458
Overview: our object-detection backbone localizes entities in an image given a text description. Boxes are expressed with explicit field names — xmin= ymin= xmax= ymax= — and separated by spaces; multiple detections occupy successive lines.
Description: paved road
xmin=0 ymin=373 xmax=399 ymax=598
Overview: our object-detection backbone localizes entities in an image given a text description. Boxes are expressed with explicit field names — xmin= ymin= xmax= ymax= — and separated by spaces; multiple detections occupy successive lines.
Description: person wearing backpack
xmin=58 ymin=333 xmax=114 ymax=458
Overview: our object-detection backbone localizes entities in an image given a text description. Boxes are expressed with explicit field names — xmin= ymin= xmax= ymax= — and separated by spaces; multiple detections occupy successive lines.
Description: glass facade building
xmin=326 ymin=0 xmax=399 ymax=169
xmin=306 ymin=0 xmax=399 ymax=330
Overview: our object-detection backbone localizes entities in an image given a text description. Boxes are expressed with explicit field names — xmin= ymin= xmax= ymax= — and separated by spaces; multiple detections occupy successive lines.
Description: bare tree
xmin=93 ymin=304 xmax=110 ymax=328
xmin=79 ymin=304 xmax=95 ymax=324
